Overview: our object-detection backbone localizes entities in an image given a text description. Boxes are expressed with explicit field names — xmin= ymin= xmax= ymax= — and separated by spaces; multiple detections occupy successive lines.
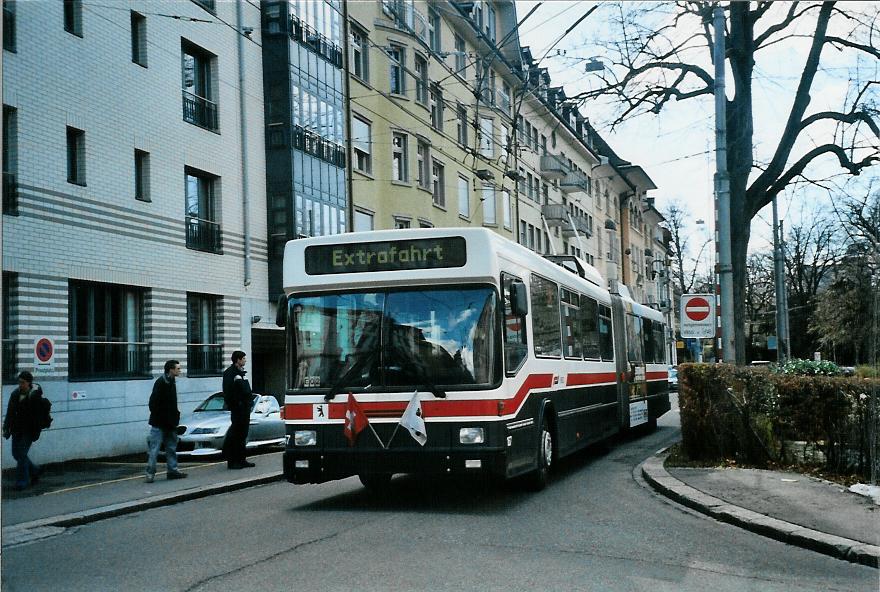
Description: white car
xmin=176 ymin=392 xmax=285 ymax=456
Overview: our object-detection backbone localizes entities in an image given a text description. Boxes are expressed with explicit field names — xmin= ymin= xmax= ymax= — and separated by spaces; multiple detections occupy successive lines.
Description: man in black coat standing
xmin=145 ymin=360 xmax=187 ymax=482
xmin=3 ymin=371 xmax=47 ymax=490
xmin=222 ymin=350 xmax=254 ymax=469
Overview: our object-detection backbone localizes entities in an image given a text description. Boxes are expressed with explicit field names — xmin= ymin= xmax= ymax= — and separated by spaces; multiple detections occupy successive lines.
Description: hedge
xmin=678 ymin=363 xmax=880 ymax=480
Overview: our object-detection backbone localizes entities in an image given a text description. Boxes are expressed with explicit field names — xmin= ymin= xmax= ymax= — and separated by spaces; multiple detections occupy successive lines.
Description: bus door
xmin=610 ymin=295 xmax=649 ymax=430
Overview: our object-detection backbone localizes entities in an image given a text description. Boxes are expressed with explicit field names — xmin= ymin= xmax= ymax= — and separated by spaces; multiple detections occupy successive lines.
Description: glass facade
xmin=263 ymin=0 xmax=347 ymax=298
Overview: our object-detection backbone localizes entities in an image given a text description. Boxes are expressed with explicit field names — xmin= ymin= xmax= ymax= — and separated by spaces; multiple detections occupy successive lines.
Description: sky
xmin=515 ymin=1 xmax=879 ymax=265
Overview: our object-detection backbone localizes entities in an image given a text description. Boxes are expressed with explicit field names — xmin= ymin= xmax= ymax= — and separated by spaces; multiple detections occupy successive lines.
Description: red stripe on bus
xmin=283 ymin=373 xmax=555 ymax=420
xmin=646 ymin=371 xmax=668 ymax=380
xmin=565 ymin=372 xmax=617 ymax=386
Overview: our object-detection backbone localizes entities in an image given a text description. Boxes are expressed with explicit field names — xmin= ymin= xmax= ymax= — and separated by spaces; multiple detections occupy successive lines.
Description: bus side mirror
xmin=510 ymin=281 xmax=528 ymax=317
xmin=275 ymin=294 xmax=288 ymax=327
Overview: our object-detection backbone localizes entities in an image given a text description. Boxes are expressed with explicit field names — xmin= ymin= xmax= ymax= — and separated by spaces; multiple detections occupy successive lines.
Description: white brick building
xmin=1 ymin=0 xmax=276 ymax=463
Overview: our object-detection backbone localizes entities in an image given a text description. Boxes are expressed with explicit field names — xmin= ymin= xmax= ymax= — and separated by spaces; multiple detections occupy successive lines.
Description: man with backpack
xmin=3 ymin=371 xmax=50 ymax=490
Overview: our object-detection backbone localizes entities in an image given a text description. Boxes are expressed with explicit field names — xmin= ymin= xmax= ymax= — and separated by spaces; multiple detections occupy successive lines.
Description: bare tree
xmin=745 ymin=252 xmax=775 ymax=361
xmin=573 ymin=2 xmax=879 ymax=363
xmin=663 ymin=200 xmax=713 ymax=296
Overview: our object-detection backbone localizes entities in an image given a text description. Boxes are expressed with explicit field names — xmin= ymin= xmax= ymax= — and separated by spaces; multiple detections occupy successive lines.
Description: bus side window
xmin=502 ymin=274 xmax=528 ymax=374
xmin=581 ymin=295 xmax=600 ymax=360
xmin=626 ymin=314 xmax=643 ymax=363
xmin=654 ymin=322 xmax=666 ymax=364
xmin=643 ymin=318 xmax=654 ymax=363
xmin=598 ymin=304 xmax=614 ymax=361
xmin=561 ymin=288 xmax=582 ymax=360
xmin=530 ymin=274 xmax=561 ymax=358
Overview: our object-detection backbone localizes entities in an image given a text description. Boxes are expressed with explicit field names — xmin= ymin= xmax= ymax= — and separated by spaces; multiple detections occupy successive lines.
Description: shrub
xmin=678 ymin=363 xmax=880 ymax=479
xmin=773 ymin=358 xmax=842 ymax=376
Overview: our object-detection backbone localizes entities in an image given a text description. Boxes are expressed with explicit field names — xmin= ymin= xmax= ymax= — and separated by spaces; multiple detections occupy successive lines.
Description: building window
xmin=131 ymin=11 xmax=147 ymax=66
xmin=3 ymin=106 xmax=17 ymax=215
xmin=187 ymin=293 xmax=223 ymax=376
xmin=69 ymin=281 xmax=149 ymax=380
xmin=430 ymin=85 xmax=443 ymax=131
xmin=350 ymin=25 xmax=369 ymax=82
xmin=352 ymin=115 xmax=372 ymax=174
xmin=2 ymin=272 xmax=16 ymax=383
xmin=432 ymin=160 xmax=445 ymax=208
xmin=417 ymin=140 xmax=430 ymax=190
xmin=479 ymin=117 xmax=493 ymax=157
xmin=502 ymin=190 xmax=511 ymax=230
xmin=453 ymin=34 xmax=466 ymax=77
xmin=486 ymin=5 xmax=496 ymax=42
xmin=428 ymin=7 xmax=441 ymax=53
xmin=388 ymin=45 xmax=405 ymax=95
xmin=354 ymin=209 xmax=374 ymax=232
xmin=394 ymin=217 xmax=411 ymax=229
xmin=414 ymin=54 xmax=428 ymax=104
xmin=457 ymin=175 xmax=470 ymax=218
xmin=481 ymin=184 xmax=495 ymax=224
xmin=182 ymin=41 xmax=218 ymax=131
xmin=185 ymin=167 xmax=221 ymax=253
xmin=3 ymin=1 xmax=16 ymax=52
xmin=192 ymin=0 xmax=216 ymax=11
xmin=392 ymin=132 xmax=408 ymax=182
xmin=66 ymin=126 xmax=86 ymax=186
xmin=457 ymin=104 xmax=468 ymax=146
xmin=134 ymin=149 xmax=150 ymax=202
xmin=64 ymin=0 xmax=82 ymax=36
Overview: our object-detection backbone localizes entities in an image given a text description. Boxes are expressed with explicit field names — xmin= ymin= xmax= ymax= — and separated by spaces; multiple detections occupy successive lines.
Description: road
xmin=2 ymin=410 xmax=875 ymax=592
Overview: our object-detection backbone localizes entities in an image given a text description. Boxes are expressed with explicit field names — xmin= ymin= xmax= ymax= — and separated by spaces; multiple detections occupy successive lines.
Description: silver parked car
xmin=177 ymin=392 xmax=285 ymax=456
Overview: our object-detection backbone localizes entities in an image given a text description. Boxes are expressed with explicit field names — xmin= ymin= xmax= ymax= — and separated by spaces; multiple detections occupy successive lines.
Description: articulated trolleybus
xmin=277 ymin=228 xmax=669 ymax=490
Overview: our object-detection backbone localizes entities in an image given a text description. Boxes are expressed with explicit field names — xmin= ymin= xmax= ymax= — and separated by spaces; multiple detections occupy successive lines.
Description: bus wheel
xmin=359 ymin=473 xmax=392 ymax=492
xmin=525 ymin=418 xmax=553 ymax=491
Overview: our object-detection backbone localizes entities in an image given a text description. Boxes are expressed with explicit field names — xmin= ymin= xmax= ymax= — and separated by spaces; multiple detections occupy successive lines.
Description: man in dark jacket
xmin=145 ymin=360 xmax=187 ymax=482
xmin=222 ymin=350 xmax=254 ymax=469
xmin=3 ymin=371 xmax=45 ymax=490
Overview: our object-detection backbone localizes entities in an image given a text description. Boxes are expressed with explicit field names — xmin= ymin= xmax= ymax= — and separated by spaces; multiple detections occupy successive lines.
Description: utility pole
xmin=772 ymin=195 xmax=789 ymax=362
xmin=713 ymin=5 xmax=736 ymax=363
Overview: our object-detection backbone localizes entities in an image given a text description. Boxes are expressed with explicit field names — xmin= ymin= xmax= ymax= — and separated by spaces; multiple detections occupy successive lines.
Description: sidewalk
xmin=1 ymin=450 xmax=283 ymax=547
xmin=641 ymin=449 xmax=880 ymax=568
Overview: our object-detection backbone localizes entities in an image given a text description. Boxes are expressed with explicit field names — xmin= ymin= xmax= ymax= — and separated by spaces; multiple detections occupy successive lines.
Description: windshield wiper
xmin=324 ymin=348 xmax=378 ymax=401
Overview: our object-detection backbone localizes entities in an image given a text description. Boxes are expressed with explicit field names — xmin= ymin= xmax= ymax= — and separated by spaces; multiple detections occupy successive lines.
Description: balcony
xmin=541 ymin=204 xmax=592 ymax=239
xmin=384 ymin=0 xmax=429 ymax=45
xmin=289 ymin=14 xmax=343 ymax=67
xmin=182 ymin=91 xmax=218 ymax=131
xmin=3 ymin=172 xmax=18 ymax=215
xmin=186 ymin=216 xmax=222 ymax=254
xmin=69 ymin=341 xmax=151 ymax=380
xmin=187 ymin=343 xmax=224 ymax=376
xmin=539 ymin=153 xmax=568 ymax=180
xmin=559 ymin=170 xmax=589 ymax=196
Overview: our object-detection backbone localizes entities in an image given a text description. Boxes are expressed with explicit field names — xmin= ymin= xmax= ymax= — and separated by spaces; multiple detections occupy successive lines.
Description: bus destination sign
xmin=305 ymin=236 xmax=467 ymax=275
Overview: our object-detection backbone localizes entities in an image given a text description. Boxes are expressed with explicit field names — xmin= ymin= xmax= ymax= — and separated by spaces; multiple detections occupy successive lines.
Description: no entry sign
xmin=680 ymin=294 xmax=715 ymax=338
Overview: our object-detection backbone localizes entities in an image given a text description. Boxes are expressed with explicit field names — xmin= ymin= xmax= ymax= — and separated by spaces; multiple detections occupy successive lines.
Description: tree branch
xmin=825 ymin=35 xmax=880 ymax=59
xmin=800 ymin=109 xmax=880 ymax=139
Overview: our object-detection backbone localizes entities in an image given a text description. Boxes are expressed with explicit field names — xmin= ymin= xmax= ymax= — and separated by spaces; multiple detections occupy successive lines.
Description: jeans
xmin=146 ymin=427 xmax=179 ymax=477
xmin=11 ymin=434 xmax=39 ymax=488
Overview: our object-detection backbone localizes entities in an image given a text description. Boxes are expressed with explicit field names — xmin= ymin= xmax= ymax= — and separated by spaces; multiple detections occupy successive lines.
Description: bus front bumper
xmin=283 ymin=447 xmax=508 ymax=484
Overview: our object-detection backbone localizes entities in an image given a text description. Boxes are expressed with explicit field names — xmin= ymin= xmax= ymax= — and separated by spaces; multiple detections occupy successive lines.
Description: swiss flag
xmin=343 ymin=393 xmax=369 ymax=446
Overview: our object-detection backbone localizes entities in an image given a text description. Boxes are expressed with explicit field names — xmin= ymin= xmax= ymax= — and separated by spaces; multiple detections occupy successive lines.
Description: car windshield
xmin=195 ymin=394 xmax=258 ymax=412
xmin=289 ymin=287 xmax=499 ymax=392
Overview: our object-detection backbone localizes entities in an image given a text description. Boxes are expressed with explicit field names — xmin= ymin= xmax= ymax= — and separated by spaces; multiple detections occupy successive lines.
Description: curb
xmin=641 ymin=451 xmax=880 ymax=569
xmin=2 ymin=471 xmax=284 ymax=547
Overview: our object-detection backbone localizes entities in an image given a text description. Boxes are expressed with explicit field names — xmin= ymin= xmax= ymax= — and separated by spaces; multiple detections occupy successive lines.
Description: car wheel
xmin=358 ymin=473 xmax=393 ymax=492
xmin=524 ymin=417 xmax=553 ymax=491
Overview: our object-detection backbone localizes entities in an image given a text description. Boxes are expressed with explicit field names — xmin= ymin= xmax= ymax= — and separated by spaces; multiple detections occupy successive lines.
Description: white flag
xmin=400 ymin=391 xmax=427 ymax=446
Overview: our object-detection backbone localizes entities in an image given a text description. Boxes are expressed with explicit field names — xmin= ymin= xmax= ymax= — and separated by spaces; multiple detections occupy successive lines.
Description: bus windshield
xmin=289 ymin=287 xmax=499 ymax=392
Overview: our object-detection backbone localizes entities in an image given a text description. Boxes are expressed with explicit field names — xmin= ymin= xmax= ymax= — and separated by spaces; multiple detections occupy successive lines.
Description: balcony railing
xmin=69 ymin=341 xmax=151 ymax=380
xmin=3 ymin=172 xmax=18 ymax=215
xmin=539 ymin=153 xmax=568 ymax=180
xmin=289 ymin=14 xmax=343 ymax=67
xmin=542 ymin=204 xmax=592 ymax=239
xmin=182 ymin=91 xmax=218 ymax=131
xmin=186 ymin=216 xmax=222 ymax=254
xmin=559 ymin=171 xmax=589 ymax=195
xmin=2 ymin=339 xmax=16 ymax=383
xmin=187 ymin=343 xmax=224 ymax=376
xmin=384 ymin=0 xmax=429 ymax=45
xmin=292 ymin=124 xmax=346 ymax=168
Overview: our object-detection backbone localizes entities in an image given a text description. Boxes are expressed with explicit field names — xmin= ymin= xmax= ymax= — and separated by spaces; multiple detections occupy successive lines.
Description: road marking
xmin=42 ymin=460 xmax=225 ymax=496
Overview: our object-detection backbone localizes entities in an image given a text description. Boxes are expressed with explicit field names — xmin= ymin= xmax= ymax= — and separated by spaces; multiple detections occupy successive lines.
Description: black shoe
xmin=227 ymin=463 xmax=244 ymax=470
xmin=241 ymin=461 xmax=255 ymax=468
xmin=167 ymin=471 xmax=188 ymax=480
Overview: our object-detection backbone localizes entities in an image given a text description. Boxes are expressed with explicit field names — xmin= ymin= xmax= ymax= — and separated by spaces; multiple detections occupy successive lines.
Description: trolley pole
xmin=713 ymin=5 xmax=736 ymax=363
xmin=772 ymin=195 xmax=789 ymax=363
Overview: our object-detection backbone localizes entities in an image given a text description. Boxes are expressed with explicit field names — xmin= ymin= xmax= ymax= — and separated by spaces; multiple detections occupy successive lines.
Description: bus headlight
xmin=459 ymin=427 xmax=484 ymax=444
xmin=294 ymin=430 xmax=317 ymax=446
